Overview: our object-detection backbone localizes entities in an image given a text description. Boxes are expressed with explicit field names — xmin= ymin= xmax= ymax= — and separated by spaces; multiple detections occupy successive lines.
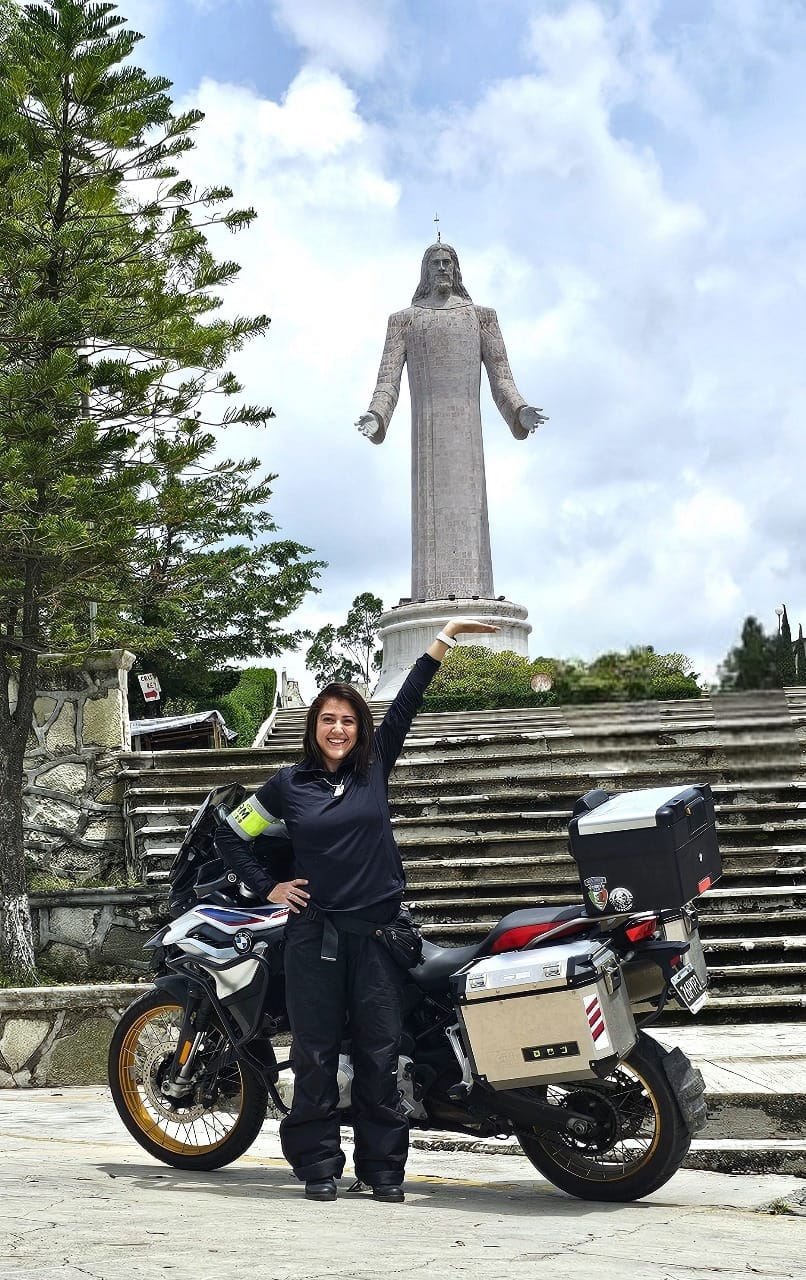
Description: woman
xmin=214 ymin=617 xmax=496 ymax=1204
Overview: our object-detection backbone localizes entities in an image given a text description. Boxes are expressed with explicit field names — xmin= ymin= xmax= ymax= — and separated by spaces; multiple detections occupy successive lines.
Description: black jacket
xmin=214 ymin=654 xmax=439 ymax=913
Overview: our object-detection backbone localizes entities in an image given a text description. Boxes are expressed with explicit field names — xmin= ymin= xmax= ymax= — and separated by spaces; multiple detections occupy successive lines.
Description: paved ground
xmin=1 ymin=1087 xmax=804 ymax=1280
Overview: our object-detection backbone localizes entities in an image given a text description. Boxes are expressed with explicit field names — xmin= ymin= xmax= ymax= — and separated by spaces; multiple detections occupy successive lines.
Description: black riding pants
xmin=280 ymin=909 xmax=407 ymax=1186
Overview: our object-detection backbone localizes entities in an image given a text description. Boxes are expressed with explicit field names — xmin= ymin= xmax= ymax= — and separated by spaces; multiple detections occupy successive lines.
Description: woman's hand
xmin=442 ymin=617 xmax=500 ymax=639
xmin=268 ymin=878 xmax=310 ymax=913
xmin=427 ymin=617 xmax=500 ymax=661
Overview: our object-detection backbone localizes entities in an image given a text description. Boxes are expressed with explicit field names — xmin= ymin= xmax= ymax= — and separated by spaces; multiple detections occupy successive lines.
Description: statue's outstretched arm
xmin=479 ymin=307 xmax=547 ymax=440
xmin=357 ymin=312 xmax=408 ymax=445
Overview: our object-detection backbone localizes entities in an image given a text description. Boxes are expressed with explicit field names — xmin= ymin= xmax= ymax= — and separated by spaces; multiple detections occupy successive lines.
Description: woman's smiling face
xmin=315 ymin=697 xmax=359 ymax=771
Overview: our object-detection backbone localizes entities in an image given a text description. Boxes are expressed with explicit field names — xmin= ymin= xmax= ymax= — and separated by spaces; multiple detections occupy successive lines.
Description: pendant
xmin=333 ymin=782 xmax=345 ymax=798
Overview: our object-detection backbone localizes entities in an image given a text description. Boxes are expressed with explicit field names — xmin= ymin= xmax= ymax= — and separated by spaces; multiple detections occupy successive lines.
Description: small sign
xmin=522 ymin=1041 xmax=580 ymax=1062
xmin=137 ymin=673 xmax=161 ymax=702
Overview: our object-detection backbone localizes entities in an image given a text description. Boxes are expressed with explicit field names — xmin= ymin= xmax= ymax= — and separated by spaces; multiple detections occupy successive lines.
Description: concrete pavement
xmin=1 ymin=1086 xmax=805 ymax=1280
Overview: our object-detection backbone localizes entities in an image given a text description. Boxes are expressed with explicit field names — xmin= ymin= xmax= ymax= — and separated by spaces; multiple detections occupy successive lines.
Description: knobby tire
xmin=515 ymin=1032 xmax=693 ymax=1201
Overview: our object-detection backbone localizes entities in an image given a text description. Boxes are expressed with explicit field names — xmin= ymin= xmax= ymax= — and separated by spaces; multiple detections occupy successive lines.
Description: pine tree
xmin=0 ymin=1 xmax=301 ymax=977
xmin=794 ymin=624 xmax=806 ymax=686
xmin=112 ymin=445 xmax=324 ymax=713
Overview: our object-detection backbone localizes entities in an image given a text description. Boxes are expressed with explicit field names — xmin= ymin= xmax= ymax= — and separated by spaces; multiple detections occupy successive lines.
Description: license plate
xmin=670 ymin=963 xmax=708 ymax=1013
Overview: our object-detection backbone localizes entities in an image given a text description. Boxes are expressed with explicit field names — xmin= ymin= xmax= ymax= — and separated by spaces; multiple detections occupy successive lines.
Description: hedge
xmin=423 ymin=646 xmax=701 ymax=712
xmin=215 ymin=667 xmax=277 ymax=744
xmin=423 ymin=647 xmax=552 ymax=712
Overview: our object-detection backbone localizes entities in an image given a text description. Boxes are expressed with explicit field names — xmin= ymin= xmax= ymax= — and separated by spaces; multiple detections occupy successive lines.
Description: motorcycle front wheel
xmin=515 ymin=1032 xmax=692 ymax=1202
xmin=108 ymin=988 xmax=269 ymax=1171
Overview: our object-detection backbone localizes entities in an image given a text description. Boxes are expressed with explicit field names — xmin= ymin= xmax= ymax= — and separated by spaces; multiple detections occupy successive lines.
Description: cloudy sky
xmin=130 ymin=0 xmax=806 ymax=697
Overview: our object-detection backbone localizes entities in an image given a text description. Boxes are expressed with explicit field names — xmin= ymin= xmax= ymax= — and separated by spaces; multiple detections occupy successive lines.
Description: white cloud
xmin=269 ymin=0 xmax=400 ymax=78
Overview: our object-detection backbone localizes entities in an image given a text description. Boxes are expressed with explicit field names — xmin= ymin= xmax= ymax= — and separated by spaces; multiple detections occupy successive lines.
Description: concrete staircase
xmin=119 ymin=688 xmax=806 ymax=1021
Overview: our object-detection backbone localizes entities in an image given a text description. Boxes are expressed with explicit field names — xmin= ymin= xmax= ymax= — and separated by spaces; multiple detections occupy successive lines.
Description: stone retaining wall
xmin=31 ymin=887 xmax=167 ymax=978
xmin=23 ymin=650 xmax=134 ymax=884
xmin=0 ymin=984 xmax=142 ymax=1087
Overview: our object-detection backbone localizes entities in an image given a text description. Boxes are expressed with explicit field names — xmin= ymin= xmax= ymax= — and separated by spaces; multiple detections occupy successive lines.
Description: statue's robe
xmin=367 ymin=302 xmax=528 ymax=601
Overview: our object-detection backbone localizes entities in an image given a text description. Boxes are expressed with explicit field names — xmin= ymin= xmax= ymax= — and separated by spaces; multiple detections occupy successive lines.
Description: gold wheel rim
xmin=538 ymin=1060 xmax=662 ymax=1182
xmin=117 ymin=1002 xmax=243 ymax=1156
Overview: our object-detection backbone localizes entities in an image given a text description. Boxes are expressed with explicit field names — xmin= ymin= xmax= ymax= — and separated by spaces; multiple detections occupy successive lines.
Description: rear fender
xmin=661 ymin=1045 xmax=708 ymax=1135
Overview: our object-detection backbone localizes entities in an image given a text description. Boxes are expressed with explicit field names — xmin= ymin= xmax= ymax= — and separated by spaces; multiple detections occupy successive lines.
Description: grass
xmin=765 ymin=1198 xmax=796 ymax=1216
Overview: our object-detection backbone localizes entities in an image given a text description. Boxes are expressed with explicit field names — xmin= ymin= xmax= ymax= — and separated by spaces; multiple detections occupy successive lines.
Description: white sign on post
xmin=137 ymin=673 xmax=162 ymax=703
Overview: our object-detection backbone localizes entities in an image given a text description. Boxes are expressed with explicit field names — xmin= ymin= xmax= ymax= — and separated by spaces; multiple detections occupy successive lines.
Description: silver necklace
xmin=322 ymin=773 xmax=349 ymax=798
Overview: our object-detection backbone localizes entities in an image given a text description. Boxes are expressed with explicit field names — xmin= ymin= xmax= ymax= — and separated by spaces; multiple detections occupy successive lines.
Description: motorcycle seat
xmin=411 ymin=906 xmax=588 ymax=992
xmin=413 ymin=939 xmax=481 ymax=991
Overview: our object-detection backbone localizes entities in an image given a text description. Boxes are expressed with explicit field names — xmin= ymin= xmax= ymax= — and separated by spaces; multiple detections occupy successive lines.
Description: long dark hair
xmin=302 ymin=683 xmax=375 ymax=777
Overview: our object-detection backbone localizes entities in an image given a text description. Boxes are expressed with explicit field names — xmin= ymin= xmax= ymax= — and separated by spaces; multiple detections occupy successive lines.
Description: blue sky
xmin=128 ymin=0 xmax=806 ymax=696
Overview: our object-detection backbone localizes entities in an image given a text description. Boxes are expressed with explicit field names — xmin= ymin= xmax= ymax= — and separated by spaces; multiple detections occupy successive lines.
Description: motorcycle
xmin=108 ymin=782 xmax=715 ymax=1202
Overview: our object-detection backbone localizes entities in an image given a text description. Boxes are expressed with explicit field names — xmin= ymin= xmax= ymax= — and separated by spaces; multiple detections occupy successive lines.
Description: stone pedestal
xmin=373 ymin=598 xmax=531 ymax=700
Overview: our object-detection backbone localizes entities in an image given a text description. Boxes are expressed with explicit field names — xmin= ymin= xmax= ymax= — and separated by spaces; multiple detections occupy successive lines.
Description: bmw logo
xmin=233 ymin=929 xmax=253 ymax=954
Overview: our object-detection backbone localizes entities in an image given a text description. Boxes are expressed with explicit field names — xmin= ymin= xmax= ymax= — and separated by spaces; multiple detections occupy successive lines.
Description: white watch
xmin=436 ymin=631 xmax=456 ymax=648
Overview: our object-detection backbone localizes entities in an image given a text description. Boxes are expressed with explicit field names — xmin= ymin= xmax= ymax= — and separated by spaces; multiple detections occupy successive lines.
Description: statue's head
xmin=412 ymin=242 xmax=472 ymax=303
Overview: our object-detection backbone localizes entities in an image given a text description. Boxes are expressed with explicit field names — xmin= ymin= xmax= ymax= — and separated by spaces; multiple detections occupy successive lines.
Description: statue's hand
xmin=518 ymin=405 xmax=549 ymax=434
xmin=356 ymin=412 xmax=381 ymax=439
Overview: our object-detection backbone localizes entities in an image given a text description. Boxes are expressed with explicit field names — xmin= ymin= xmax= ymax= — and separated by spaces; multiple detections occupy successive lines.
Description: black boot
xmin=372 ymin=1185 xmax=404 ymax=1203
xmin=305 ymin=1176 xmax=337 ymax=1201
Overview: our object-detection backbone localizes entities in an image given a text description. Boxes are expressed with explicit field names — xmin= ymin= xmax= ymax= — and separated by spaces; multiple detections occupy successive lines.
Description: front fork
xmin=161 ymin=988 xmax=213 ymax=1100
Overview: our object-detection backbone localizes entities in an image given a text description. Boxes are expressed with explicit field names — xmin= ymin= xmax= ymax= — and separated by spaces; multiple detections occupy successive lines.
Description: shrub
xmin=422 ymin=645 xmax=701 ymax=712
xmin=423 ymin=647 xmax=553 ymax=712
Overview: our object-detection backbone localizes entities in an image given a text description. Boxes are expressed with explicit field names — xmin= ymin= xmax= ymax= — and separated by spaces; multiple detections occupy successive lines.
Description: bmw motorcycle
xmin=108 ymin=784 xmax=713 ymax=1202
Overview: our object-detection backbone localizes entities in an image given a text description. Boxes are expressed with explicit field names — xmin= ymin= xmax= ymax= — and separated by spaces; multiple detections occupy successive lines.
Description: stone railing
xmin=23 ymin=649 xmax=134 ymax=884
xmin=31 ymin=887 xmax=167 ymax=978
xmin=0 ymin=983 xmax=142 ymax=1087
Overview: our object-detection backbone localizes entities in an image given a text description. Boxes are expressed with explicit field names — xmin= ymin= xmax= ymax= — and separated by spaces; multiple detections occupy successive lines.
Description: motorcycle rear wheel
xmin=515 ymin=1033 xmax=692 ymax=1201
xmin=108 ymin=988 xmax=269 ymax=1171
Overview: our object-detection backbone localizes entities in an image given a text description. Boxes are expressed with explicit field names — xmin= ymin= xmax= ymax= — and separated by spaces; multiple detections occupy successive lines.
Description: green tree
xmin=794 ymin=624 xmax=806 ymax=686
xmin=0 ymin=1 xmax=282 ymax=979
xmin=718 ymin=617 xmax=778 ymax=691
xmin=109 ymin=445 xmax=323 ymax=714
xmin=775 ymin=605 xmax=797 ymax=687
xmin=0 ymin=0 xmax=18 ymax=43
xmin=305 ymin=593 xmax=384 ymax=689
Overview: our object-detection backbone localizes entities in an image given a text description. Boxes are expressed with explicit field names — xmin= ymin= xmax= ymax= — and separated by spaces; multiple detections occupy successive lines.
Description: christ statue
xmin=356 ymin=242 xmax=546 ymax=602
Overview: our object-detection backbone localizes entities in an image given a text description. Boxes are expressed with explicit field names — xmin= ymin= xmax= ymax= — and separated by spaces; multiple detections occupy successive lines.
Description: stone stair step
xmin=707 ymin=959 xmax=806 ymax=980
xmin=119 ymin=765 xmax=806 ymax=808
xmin=683 ymin=1141 xmax=806 ymax=1177
xmin=121 ymin=732 xmax=806 ymax=768
xmin=704 ymin=935 xmax=806 ymax=952
xmin=118 ymin=773 xmax=806 ymax=803
xmin=698 ymin=909 xmax=806 ymax=930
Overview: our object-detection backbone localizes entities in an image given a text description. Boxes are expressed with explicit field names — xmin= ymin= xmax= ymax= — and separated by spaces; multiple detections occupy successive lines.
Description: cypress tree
xmin=776 ymin=606 xmax=797 ymax=687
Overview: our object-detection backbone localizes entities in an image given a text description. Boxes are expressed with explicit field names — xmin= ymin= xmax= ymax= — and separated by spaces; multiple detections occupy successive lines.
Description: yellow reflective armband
xmin=227 ymin=796 xmax=275 ymax=840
